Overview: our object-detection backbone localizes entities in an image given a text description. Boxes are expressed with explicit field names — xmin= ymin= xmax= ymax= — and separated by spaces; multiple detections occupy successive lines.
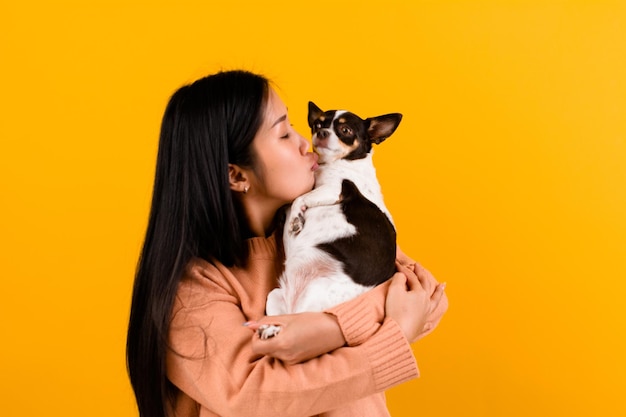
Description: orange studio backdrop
xmin=1 ymin=1 xmax=624 ymax=416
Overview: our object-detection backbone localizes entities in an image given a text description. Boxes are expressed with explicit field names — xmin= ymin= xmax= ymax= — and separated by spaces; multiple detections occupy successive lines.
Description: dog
xmin=261 ymin=102 xmax=402 ymax=337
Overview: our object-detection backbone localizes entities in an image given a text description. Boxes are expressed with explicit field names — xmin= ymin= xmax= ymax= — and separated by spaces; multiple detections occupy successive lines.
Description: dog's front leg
xmin=288 ymin=184 xmax=342 ymax=234
xmin=300 ymin=183 xmax=343 ymax=209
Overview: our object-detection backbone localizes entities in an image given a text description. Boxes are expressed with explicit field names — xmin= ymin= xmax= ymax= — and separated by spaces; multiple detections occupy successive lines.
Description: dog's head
xmin=307 ymin=101 xmax=402 ymax=164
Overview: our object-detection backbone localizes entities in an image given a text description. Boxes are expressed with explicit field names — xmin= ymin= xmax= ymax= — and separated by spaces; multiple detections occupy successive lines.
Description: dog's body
xmin=265 ymin=102 xmax=402 ymax=316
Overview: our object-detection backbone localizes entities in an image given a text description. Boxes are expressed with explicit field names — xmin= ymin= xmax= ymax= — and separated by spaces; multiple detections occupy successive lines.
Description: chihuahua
xmin=264 ymin=102 xmax=402 ymax=324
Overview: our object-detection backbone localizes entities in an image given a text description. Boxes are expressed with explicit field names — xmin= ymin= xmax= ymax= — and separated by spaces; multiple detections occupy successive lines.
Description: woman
xmin=126 ymin=70 xmax=448 ymax=417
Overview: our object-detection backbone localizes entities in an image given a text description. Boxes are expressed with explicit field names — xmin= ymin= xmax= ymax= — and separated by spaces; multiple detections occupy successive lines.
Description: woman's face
xmin=248 ymin=89 xmax=319 ymax=211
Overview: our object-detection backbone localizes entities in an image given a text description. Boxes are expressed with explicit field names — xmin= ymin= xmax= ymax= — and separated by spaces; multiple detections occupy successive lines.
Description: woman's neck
xmin=241 ymin=197 xmax=281 ymax=238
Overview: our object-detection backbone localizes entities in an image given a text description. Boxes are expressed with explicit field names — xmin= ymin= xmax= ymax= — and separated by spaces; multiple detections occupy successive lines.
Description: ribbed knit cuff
xmin=324 ymin=282 xmax=389 ymax=346
xmin=363 ymin=318 xmax=419 ymax=391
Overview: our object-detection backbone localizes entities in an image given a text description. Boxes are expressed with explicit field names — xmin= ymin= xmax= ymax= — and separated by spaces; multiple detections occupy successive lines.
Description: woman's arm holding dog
xmin=250 ymin=249 xmax=447 ymax=362
xmin=250 ymin=280 xmax=391 ymax=364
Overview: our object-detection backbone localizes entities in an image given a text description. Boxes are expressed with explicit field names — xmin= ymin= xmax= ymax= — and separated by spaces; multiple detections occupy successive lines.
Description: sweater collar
xmin=246 ymin=233 xmax=277 ymax=260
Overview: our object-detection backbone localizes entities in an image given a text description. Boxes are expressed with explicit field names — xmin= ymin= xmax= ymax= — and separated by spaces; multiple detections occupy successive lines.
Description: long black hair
xmin=126 ymin=70 xmax=269 ymax=417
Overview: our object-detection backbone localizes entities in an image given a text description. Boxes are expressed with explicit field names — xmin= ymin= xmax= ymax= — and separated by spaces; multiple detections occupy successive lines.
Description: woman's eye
xmin=281 ymin=124 xmax=294 ymax=139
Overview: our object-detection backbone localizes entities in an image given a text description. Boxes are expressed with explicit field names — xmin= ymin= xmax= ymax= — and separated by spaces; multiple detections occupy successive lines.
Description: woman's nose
xmin=298 ymin=132 xmax=310 ymax=153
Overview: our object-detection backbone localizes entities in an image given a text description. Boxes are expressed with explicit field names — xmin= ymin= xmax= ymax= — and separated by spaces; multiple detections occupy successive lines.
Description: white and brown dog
xmin=261 ymin=102 xmax=402 ymax=336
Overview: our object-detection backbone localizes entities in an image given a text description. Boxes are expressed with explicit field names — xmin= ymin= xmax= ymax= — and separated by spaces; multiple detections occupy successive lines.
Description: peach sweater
xmin=166 ymin=234 xmax=445 ymax=417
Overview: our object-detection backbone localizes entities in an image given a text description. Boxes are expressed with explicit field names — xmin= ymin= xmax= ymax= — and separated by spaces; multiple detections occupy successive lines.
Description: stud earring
xmin=243 ymin=185 xmax=249 ymax=194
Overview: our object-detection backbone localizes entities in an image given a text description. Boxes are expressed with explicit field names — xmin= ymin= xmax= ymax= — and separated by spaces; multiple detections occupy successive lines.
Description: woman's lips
xmin=311 ymin=152 xmax=319 ymax=171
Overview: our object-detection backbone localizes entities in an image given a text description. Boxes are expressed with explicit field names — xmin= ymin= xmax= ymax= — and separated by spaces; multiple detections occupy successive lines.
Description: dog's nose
xmin=317 ymin=129 xmax=329 ymax=139
xmin=315 ymin=130 xmax=329 ymax=148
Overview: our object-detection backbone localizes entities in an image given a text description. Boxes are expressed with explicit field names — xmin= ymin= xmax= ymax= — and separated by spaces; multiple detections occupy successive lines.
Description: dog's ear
xmin=366 ymin=113 xmax=402 ymax=144
xmin=308 ymin=101 xmax=324 ymax=128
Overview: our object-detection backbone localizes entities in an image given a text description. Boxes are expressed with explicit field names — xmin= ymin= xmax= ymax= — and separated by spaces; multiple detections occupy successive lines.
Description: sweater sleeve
xmin=323 ymin=281 xmax=389 ymax=346
xmin=166 ymin=264 xmax=418 ymax=417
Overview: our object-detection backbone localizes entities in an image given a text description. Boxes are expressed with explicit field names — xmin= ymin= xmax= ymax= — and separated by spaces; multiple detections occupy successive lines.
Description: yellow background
xmin=1 ymin=1 xmax=624 ymax=416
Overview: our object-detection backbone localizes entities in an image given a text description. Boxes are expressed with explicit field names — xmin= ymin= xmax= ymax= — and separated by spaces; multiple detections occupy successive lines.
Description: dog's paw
xmin=289 ymin=210 xmax=305 ymax=234
xmin=257 ymin=324 xmax=282 ymax=340
xmin=287 ymin=198 xmax=307 ymax=235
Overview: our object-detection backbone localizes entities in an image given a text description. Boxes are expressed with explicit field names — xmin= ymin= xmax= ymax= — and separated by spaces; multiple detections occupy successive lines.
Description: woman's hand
xmin=246 ymin=312 xmax=346 ymax=365
xmin=385 ymin=261 xmax=447 ymax=343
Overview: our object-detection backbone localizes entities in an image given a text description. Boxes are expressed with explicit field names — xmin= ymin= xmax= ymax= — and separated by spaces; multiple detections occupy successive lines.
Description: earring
xmin=243 ymin=185 xmax=249 ymax=194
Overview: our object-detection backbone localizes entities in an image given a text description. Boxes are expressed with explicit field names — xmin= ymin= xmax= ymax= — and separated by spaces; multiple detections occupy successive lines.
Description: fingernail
xmin=243 ymin=321 xmax=256 ymax=327
xmin=440 ymin=282 xmax=447 ymax=290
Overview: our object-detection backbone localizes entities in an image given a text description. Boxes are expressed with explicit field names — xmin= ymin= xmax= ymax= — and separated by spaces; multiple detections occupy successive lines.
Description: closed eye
xmin=281 ymin=124 xmax=295 ymax=139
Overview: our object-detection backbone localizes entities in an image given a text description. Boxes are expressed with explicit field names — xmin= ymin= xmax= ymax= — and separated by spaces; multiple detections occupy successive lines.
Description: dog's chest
xmin=313 ymin=158 xmax=390 ymax=225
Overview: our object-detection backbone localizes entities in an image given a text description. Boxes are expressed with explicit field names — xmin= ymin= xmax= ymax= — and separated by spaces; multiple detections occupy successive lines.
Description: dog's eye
xmin=340 ymin=126 xmax=353 ymax=136
xmin=314 ymin=122 xmax=322 ymax=130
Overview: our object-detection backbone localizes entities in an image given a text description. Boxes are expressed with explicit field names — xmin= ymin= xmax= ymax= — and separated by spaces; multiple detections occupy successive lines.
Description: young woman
xmin=126 ymin=70 xmax=448 ymax=417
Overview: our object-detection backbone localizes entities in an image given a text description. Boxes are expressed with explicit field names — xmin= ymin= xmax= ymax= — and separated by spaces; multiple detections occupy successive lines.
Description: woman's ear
xmin=228 ymin=164 xmax=250 ymax=193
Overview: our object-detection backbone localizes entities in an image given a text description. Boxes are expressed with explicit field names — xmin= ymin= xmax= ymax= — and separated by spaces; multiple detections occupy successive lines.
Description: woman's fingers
xmin=414 ymin=262 xmax=438 ymax=295
xmin=432 ymin=282 xmax=447 ymax=301
xmin=390 ymin=269 xmax=408 ymax=290
xmin=395 ymin=261 xmax=421 ymax=292
xmin=429 ymin=282 xmax=447 ymax=313
xmin=243 ymin=320 xmax=260 ymax=331
xmin=389 ymin=259 xmax=449 ymax=343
